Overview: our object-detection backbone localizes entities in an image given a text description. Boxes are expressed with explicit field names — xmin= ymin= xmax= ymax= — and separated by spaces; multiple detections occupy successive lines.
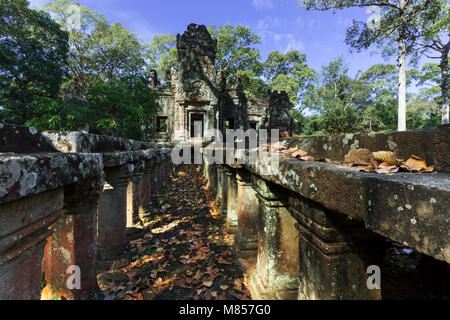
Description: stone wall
xmin=0 ymin=124 xmax=174 ymax=300
xmin=202 ymin=125 xmax=450 ymax=300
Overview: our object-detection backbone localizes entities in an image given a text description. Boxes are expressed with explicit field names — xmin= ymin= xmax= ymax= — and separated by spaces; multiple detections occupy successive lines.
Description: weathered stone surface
xmin=42 ymin=131 xmax=160 ymax=153
xmin=0 ymin=153 xmax=103 ymax=205
xmin=42 ymin=178 xmax=104 ymax=300
xmin=234 ymin=169 xmax=259 ymax=256
xmin=97 ymin=165 xmax=133 ymax=263
xmin=225 ymin=168 xmax=238 ymax=233
xmin=0 ymin=190 xmax=64 ymax=300
xmin=262 ymin=90 xmax=296 ymax=137
xmin=287 ymin=126 xmax=449 ymax=169
xmin=248 ymin=175 xmax=299 ymax=300
xmin=434 ymin=124 xmax=450 ymax=172
xmin=245 ymin=154 xmax=450 ymax=264
xmin=289 ymin=194 xmax=384 ymax=300
xmin=0 ymin=123 xmax=58 ymax=153
xmin=0 ymin=126 xmax=173 ymax=299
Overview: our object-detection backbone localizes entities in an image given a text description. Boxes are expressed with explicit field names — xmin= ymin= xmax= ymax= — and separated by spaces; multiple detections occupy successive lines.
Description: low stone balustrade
xmin=203 ymin=124 xmax=450 ymax=300
xmin=0 ymin=124 xmax=174 ymax=300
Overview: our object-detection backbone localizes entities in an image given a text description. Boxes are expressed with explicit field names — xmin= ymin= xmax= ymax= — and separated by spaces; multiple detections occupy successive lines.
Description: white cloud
xmin=307 ymin=18 xmax=319 ymax=30
xmin=279 ymin=33 xmax=305 ymax=52
xmin=295 ymin=16 xmax=304 ymax=28
xmin=252 ymin=0 xmax=274 ymax=9
xmin=257 ymin=17 xmax=286 ymax=31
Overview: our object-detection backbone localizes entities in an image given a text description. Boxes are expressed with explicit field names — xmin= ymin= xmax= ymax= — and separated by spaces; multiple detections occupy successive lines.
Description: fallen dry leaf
xmin=233 ymin=279 xmax=243 ymax=291
xmin=404 ymin=156 xmax=428 ymax=172
xmin=373 ymin=151 xmax=402 ymax=166
xmin=292 ymin=150 xmax=308 ymax=158
xmin=344 ymin=149 xmax=371 ymax=163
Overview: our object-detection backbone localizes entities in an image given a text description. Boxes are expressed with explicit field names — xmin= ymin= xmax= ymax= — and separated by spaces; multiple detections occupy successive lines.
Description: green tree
xmin=45 ymin=0 xmax=148 ymax=103
xmin=308 ymin=57 xmax=370 ymax=134
xmin=147 ymin=34 xmax=178 ymax=78
xmin=209 ymin=25 xmax=264 ymax=97
xmin=358 ymin=64 xmax=399 ymax=132
xmin=410 ymin=1 xmax=449 ymax=124
xmin=85 ymin=76 xmax=157 ymax=139
xmin=0 ymin=0 xmax=68 ymax=125
xmin=299 ymin=0 xmax=436 ymax=131
xmin=262 ymin=50 xmax=317 ymax=108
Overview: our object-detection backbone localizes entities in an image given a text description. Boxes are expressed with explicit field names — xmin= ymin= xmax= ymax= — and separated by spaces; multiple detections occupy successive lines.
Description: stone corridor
xmin=1 ymin=124 xmax=449 ymax=300
xmin=97 ymin=165 xmax=252 ymax=300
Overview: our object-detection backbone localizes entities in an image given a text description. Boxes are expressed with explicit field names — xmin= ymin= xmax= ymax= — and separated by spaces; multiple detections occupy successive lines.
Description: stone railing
xmin=0 ymin=124 xmax=174 ymax=300
xmin=202 ymin=124 xmax=450 ymax=300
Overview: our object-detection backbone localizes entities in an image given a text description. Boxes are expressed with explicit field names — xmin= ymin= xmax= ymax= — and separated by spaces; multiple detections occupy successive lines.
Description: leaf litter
xmin=261 ymin=142 xmax=437 ymax=175
xmin=98 ymin=165 xmax=251 ymax=301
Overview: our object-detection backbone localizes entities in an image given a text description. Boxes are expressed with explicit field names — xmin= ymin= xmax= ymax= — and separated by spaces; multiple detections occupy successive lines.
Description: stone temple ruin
xmin=0 ymin=23 xmax=449 ymax=302
xmin=149 ymin=23 xmax=297 ymax=143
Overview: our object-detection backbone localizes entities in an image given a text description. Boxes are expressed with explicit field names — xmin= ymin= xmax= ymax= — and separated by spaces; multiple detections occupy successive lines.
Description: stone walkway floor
xmin=97 ymin=165 xmax=252 ymax=300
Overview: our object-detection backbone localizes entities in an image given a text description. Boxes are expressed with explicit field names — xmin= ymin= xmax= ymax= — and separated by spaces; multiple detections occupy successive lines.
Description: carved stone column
xmin=151 ymin=156 xmax=160 ymax=201
xmin=289 ymin=194 xmax=384 ymax=300
xmin=97 ymin=164 xmax=133 ymax=263
xmin=0 ymin=190 xmax=63 ymax=300
xmin=218 ymin=165 xmax=228 ymax=215
xmin=225 ymin=166 xmax=238 ymax=233
xmin=216 ymin=164 xmax=223 ymax=203
xmin=206 ymin=162 xmax=218 ymax=196
xmin=248 ymin=175 xmax=299 ymax=300
xmin=139 ymin=159 xmax=153 ymax=221
xmin=234 ymin=169 xmax=258 ymax=258
xmin=42 ymin=178 xmax=104 ymax=300
xmin=127 ymin=161 xmax=144 ymax=228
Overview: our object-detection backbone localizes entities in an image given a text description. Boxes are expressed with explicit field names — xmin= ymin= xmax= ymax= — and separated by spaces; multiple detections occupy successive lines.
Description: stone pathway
xmin=97 ymin=165 xmax=252 ymax=300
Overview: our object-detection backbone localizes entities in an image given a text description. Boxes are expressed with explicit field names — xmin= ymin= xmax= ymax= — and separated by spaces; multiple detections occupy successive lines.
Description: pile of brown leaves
xmin=345 ymin=152 xmax=435 ymax=174
xmin=262 ymin=142 xmax=436 ymax=175
xmin=99 ymin=166 xmax=251 ymax=301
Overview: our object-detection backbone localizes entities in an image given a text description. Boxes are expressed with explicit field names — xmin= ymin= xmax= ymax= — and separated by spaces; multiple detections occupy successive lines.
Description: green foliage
xmin=147 ymin=34 xmax=178 ymax=78
xmin=0 ymin=0 xmax=68 ymax=125
xmin=26 ymin=0 xmax=158 ymax=139
xmin=209 ymin=25 xmax=262 ymax=81
xmin=263 ymin=50 xmax=317 ymax=107
xmin=27 ymin=76 xmax=157 ymax=140
xmin=407 ymin=97 xmax=441 ymax=129
xmin=45 ymin=0 xmax=149 ymax=103
xmin=85 ymin=77 xmax=157 ymax=140
xmin=305 ymin=57 xmax=369 ymax=134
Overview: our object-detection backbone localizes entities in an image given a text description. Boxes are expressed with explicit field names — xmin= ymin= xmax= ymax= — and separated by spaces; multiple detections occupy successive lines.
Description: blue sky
xmin=29 ymin=0 xmax=409 ymax=78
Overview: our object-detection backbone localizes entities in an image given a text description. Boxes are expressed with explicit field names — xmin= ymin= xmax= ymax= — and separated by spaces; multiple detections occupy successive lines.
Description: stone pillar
xmin=0 ymin=190 xmax=63 ymax=300
xmin=225 ymin=166 xmax=238 ymax=233
xmin=216 ymin=165 xmax=223 ymax=203
xmin=139 ymin=159 xmax=153 ymax=221
xmin=151 ymin=156 xmax=160 ymax=201
xmin=97 ymin=164 xmax=133 ymax=263
xmin=42 ymin=178 xmax=104 ymax=300
xmin=234 ymin=169 xmax=258 ymax=257
xmin=161 ymin=153 xmax=172 ymax=186
xmin=289 ymin=194 xmax=384 ymax=300
xmin=127 ymin=161 xmax=144 ymax=228
xmin=248 ymin=175 xmax=299 ymax=300
xmin=207 ymin=162 xmax=218 ymax=196
xmin=218 ymin=165 xmax=228 ymax=215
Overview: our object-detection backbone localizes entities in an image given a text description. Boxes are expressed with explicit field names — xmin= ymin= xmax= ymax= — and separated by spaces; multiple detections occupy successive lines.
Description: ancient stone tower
xmin=149 ymin=23 xmax=297 ymax=143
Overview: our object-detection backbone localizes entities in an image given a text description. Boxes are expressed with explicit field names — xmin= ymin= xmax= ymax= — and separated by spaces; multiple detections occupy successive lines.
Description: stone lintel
xmin=246 ymin=156 xmax=450 ymax=264
xmin=0 ymin=153 xmax=103 ymax=206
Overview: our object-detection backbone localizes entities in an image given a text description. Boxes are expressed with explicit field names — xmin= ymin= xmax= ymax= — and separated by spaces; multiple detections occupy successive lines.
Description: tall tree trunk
xmin=441 ymin=44 xmax=449 ymax=125
xmin=397 ymin=2 xmax=407 ymax=131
